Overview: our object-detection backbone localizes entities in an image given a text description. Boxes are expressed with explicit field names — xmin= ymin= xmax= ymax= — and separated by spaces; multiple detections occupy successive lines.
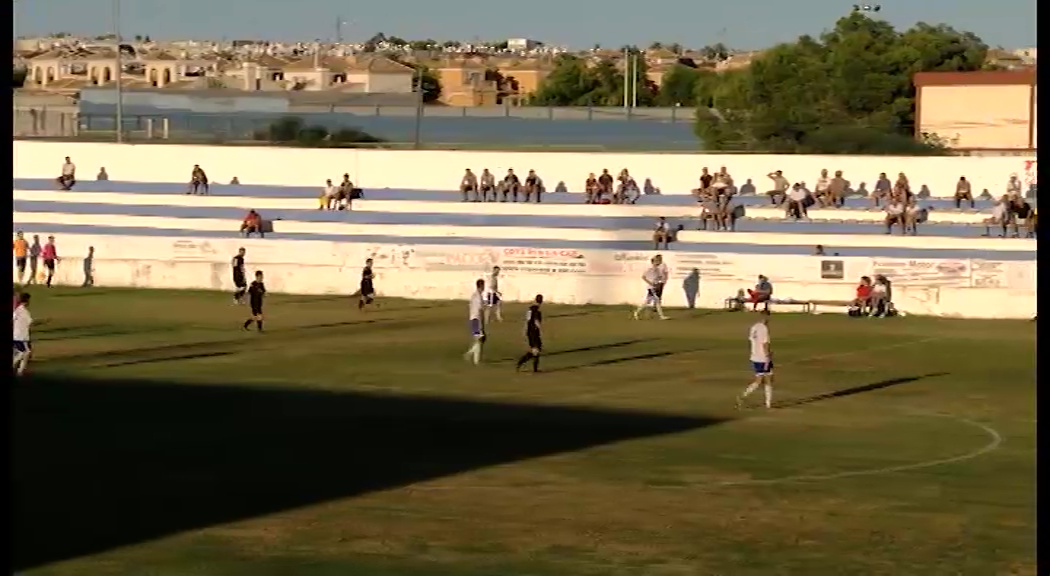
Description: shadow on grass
xmin=774 ymin=373 xmax=949 ymax=409
xmin=543 ymin=348 xmax=701 ymax=373
xmin=12 ymin=375 xmax=724 ymax=571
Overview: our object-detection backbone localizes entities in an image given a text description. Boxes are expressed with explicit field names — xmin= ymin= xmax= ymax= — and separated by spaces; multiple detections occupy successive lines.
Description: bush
xmin=253 ymin=116 xmax=384 ymax=148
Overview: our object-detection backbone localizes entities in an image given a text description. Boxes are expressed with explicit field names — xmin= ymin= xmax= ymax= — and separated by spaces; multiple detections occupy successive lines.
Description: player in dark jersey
xmin=241 ymin=270 xmax=266 ymax=332
xmin=515 ymin=294 xmax=544 ymax=372
xmin=231 ymin=247 xmax=247 ymax=303
xmin=357 ymin=258 xmax=376 ymax=310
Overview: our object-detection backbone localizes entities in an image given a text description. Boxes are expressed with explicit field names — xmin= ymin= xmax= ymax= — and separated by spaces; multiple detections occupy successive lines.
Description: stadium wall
xmin=19 ymin=233 xmax=1037 ymax=319
xmin=13 ymin=141 xmax=1038 ymax=199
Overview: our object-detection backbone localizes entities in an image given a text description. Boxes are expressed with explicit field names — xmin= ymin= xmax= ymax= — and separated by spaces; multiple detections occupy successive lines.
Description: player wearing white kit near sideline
xmin=13 ymin=292 xmax=33 ymax=376
xmin=738 ymin=309 xmax=774 ymax=409
xmin=633 ymin=254 xmax=669 ymax=320
xmin=484 ymin=265 xmax=503 ymax=324
xmin=463 ymin=278 xmax=487 ymax=365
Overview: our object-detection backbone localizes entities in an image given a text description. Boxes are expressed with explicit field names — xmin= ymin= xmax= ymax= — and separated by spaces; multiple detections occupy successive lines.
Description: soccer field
xmin=13 ymin=287 xmax=1037 ymax=576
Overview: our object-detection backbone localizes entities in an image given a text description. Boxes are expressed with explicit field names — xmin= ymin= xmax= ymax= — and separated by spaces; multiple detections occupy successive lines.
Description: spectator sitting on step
xmin=653 ymin=217 xmax=676 ymax=249
xmin=524 ymin=169 xmax=545 ymax=203
xmin=982 ymin=195 xmax=1013 ymax=238
xmin=954 ymin=176 xmax=975 ymax=209
xmin=826 ymin=170 xmax=848 ymax=207
xmin=904 ymin=197 xmax=927 ymax=235
xmin=766 ymin=170 xmax=790 ymax=206
xmin=230 ymin=176 xmax=240 ymax=185
xmin=870 ymin=172 xmax=892 ymax=208
xmin=479 ymin=169 xmax=496 ymax=202
xmin=96 ymin=167 xmax=109 ymax=181
xmin=1009 ymin=196 xmax=1036 ymax=238
xmin=785 ymin=183 xmax=810 ymax=220
xmin=694 ymin=167 xmax=714 ymax=199
xmin=1006 ymin=173 xmax=1023 ymax=200
xmin=57 ymin=156 xmax=76 ymax=190
xmin=698 ymin=189 xmax=720 ymax=230
xmin=585 ymin=173 xmax=601 ymax=204
xmin=746 ymin=275 xmax=773 ymax=311
xmin=598 ymin=169 xmax=614 ymax=201
xmin=321 ymin=179 xmax=339 ymax=210
xmin=500 ymin=169 xmax=521 ymax=202
xmin=339 ymin=173 xmax=361 ymax=209
xmin=240 ymin=209 xmax=265 ymax=238
xmin=615 ymin=169 xmax=640 ymax=204
xmin=712 ymin=166 xmax=734 ymax=197
xmin=460 ymin=169 xmax=479 ymax=202
xmin=884 ymin=195 xmax=906 ymax=235
xmin=188 ymin=164 xmax=209 ymax=195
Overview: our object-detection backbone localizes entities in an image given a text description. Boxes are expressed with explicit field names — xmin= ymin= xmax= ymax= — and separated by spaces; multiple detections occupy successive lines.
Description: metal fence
xmin=12 ymin=103 xmax=703 ymax=151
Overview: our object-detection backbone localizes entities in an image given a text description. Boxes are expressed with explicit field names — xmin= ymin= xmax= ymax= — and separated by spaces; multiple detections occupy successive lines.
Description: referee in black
xmin=231 ymin=247 xmax=247 ymax=303
xmin=357 ymin=258 xmax=376 ymax=310
xmin=242 ymin=270 xmax=266 ymax=332
xmin=515 ymin=294 xmax=544 ymax=372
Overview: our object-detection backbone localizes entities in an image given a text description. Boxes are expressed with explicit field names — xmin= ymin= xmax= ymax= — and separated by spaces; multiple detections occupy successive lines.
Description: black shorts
xmin=527 ymin=329 xmax=543 ymax=350
xmin=44 ymin=259 xmax=55 ymax=271
xmin=653 ymin=283 xmax=665 ymax=299
xmin=16 ymin=258 xmax=26 ymax=271
xmin=250 ymin=302 xmax=264 ymax=316
xmin=360 ymin=282 xmax=375 ymax=297
xmin=233 ymin=275 xmax=247 ymax=288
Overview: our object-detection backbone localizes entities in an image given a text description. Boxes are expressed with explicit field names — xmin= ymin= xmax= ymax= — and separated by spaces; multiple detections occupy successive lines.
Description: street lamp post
xmin=113 ymin=0 xmax=125 ymax=143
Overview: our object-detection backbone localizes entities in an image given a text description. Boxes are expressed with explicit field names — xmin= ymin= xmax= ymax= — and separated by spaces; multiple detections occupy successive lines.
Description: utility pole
xmin=113 ymin=0 xmax=124 ymax=143
xmin=631 ymin=53 xmax=638 ymax=108
xmin=412 ymin=66 xmax=424 ymax=149
xmin=622 ymin=47 xmax=629 ymax=109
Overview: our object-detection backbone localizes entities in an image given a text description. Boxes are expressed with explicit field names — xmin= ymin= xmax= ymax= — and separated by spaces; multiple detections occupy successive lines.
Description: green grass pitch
xmin=12 ymin=287 xmax=1036 ymax=576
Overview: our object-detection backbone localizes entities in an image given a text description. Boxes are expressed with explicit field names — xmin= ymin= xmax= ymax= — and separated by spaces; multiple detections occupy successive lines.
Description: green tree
xmin=657 ymin=65 xmax=700 ymax=106
xmin=396 ymin=61 xmax=442 ymax=103
xmin=529 ymin=53 xmax=656 ymax=107
xmin=694 ymin=13 xmax=987 ymax=153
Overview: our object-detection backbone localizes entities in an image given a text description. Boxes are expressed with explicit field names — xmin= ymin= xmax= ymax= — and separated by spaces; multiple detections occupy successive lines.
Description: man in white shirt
xmin=786 ymin=183 xmax=809 ymax=220
xmin=13 ymin=292 xmax=33 ymax=376
xmin=463 ymin=278 xmax=487 ymax=365
xmin=738 ymin=309 xmax=773 ymax=409
xmin=57 ymin=156 xmax=76 ymax=190
xmin=1006 ymin=174 xmax=1023 ymax=199
xmin=884 ymin=199 xmax=905 ymax=234
xmin=484 ymin=266 xmax=503 ymax=323
xmin=633 ymin=255 xmax=670 ymax=320
xmin=322 ymin=179 xmax=340 ymax=210
xmin=813 ymin=169 xmax=831 ymax=203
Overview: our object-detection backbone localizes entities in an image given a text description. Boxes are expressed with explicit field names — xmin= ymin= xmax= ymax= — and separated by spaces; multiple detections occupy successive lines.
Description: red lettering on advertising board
xmin=502 ymin=248 xmax=581 ymax=259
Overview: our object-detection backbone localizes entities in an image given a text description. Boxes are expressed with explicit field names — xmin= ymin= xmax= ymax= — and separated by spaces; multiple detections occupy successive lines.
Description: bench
xmin=723 ymin=297 xmax=813 ymax=314
xmin=808 ymin=299 xmax=854 ymax=314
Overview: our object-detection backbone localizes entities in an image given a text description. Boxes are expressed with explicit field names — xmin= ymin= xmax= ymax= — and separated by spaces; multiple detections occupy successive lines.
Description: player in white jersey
xmin=633 ymin=255 xmax=669 ymax=320
xmin=484 ymin=265 xmax=503 ymax=323
xmin=738 ymin=309 xmax=774 ymax=409
xmin=463 ymin=278 xmax=487 ymax=365
xmin=13 ymin=292 xmax=33 ymax=376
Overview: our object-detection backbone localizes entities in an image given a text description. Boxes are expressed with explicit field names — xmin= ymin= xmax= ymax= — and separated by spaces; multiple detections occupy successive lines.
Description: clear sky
xmin=12 ymin=0 xmax=1037 ymax=50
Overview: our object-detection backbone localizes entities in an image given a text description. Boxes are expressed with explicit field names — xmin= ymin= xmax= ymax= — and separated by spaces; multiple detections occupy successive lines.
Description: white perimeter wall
xmin=13 ymin=141 xmax=1038 ymax=198
xmin=17 ymin=234 xmax=1037 ymax=320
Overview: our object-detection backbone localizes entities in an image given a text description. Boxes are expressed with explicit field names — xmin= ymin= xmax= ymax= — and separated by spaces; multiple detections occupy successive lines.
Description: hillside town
xmin=15 ymin=33 xmax=1037 ymax=108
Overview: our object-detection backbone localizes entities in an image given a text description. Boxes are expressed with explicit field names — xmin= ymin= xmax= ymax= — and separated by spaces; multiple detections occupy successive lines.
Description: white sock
xmin=634 ymin=305 xmax=646 ymax=317
xmin=13 ymin=351 xmax=24 ymax=368
xmin=16 ymin=353 xmax=29 ymax=375
xmin=741 ymin=381 xmax=760 ymax=398
xmin=655 ymin=301 xmax=666 ymax=317
xmin=471 ymin=341 xmax=482 ymax=365
xmin=494 ymin=307 xmax=502 ymax=322
xmin=764 ymin=383 xmax=773 ymax=408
